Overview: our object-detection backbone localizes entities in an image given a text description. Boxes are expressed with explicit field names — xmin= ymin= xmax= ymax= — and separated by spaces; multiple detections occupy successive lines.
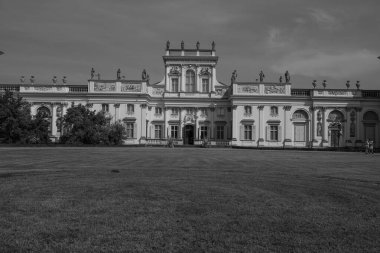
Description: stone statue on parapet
xmin=90 ymin=68 xmax=95 ymax=79
xmin=62 ymin=76 xmax=67 ymax=84
xmin=20 ymin=76 xmax=25 ymax=83
xmin=322 ymin=80 xmax=327 ymax=89
xmin=285 ymin=70 xmax=290 ymax=83
xmin=312 ymin=80 xmax=317 ymax=88
xmin=259 ymin=70 xmax=265 ymax=82
xmin=142 ymin=69 xmax=150 ymax=82
xmin=346 ymin=80 xmax=350 ymax=89
xmin=166 ymin=40 xmax=170 ymax=50
xmin=212 ymin=41 xmax=215 ymax=51
xmin=181 ymin=40 xmax=184 ymax=50
xmin=231 ymin=70 xmax=237 ymax=84
xmin=117 ymin=68 xmax=121 ymax=80
xmin=196 ymin=41 xmax=200 ymax=50
xmin=30 ymin=76 xmax=35 ymax=84
xmin=52 ymin=76 xmax=57 ymax=84
xmin=97 ymin=73 xmax=101 ymax=80
xmin=279 ymin=76 xmax=283 ymax=83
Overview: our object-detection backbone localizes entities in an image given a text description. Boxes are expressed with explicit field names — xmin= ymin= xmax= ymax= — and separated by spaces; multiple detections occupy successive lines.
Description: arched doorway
xmin=363 ymin=111 xmax=378 ymax=144
xmin=327 ymin=110 xmax=344 ymax=148
xmin=292 ymin=110 xmax=309 ymax=146
xmin=183 ymin=125 xmax=194 ymax=145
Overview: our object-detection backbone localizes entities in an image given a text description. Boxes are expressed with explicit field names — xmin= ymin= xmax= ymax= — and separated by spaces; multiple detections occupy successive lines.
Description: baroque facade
xmin=1 ymin=42 xmax=380 ymax=148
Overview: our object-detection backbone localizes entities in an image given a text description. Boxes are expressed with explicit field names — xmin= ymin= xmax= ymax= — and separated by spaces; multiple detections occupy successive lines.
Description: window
xmin=294 ymin=124 xmax=306 ymax=142
xmin=172 ymin=78 xmax=179 ymax=92
xmin=270 ymin=106 xmax=278 ymax=116
xmin=200 ymin=126 xmax=208 ymax=139
xmin=244 ymin=106 xmax=252 ymax=115
xmin=216 ymin=107 xmax=225 ymax=116
xmin=127 ymin=104 xmax=134 ymax=115
xmin=244 ymin=125 xmax=252 ymax=140
xmin=171 ymin=108 xmax=179 ymax=115
xmin=170 ymin=125 xmax=178 ymax=139
xmin=216 ymin=125 xmax=224 ymax=140
xmin=202 ymin=78 xmax=209 ymax=92
xmin=102 ymin=104 xmax=109 ymax=112
xmin=155 ymin=107 xmax=162 ymax=115
xmin=270 ymin=125 xmax=279 ymax=141
xmin=154 ymin=125 xmax=162 ymax=139
xmin=126 ymin=123 xmax=134 ymax=138
xmin=185 ymin=70 xmax=195 ymax=92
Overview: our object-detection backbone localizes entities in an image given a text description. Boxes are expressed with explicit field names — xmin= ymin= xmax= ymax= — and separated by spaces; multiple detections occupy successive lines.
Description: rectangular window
xmin=200 ymin=126 xmax=208 ymax=139
xmin=270 ymin=125 xmax=279 ymax=141
xmin=126 ymin=123 xmax=134 ymax=138
xmin=127 ymin=104 xmax=134 ymax=114
xmin=171 ymin=108 xmax=179 ymax=115
xmin=172 ymin=78 xmax=179 ymax=92
xmin=244 ymin=125 xmax=252 ymax=140
xmin=102 ymin=104 xmax=109 ymax=112
xmin=202 ymin=78 xmax=209 ymax=92
xmin=216 ymin=125 xmax=224 ymax=140
xmin=154 ymin=125 xmax=162 ymax=139
xmin=217 ymin=108 xmax=225 ymax=116
xmin=155 ymin=107 xmax=162 ymax=115
xmin=170 ymin=125 xmax=178 ymax=139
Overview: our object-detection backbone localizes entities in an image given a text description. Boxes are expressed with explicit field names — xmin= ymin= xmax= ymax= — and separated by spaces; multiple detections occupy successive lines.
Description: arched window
xmin=186 ymin=70 xmax=195 ymax=92
xmin=363 ymin=111 xmax=379 ymax=121
xmin=292 ymin=110 xmax=308 ymax=120
xmin=37 ymin=106 xmax=51 ymax=118
xmin=328 ymin=110 xmax=344 ymax=122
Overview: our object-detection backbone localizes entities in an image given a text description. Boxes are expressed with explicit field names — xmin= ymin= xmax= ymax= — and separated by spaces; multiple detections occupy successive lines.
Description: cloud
xmin=271 ymin=49 xmax=379 ymax=79
xmin=309 ymin=8 xmax=338 ymax=30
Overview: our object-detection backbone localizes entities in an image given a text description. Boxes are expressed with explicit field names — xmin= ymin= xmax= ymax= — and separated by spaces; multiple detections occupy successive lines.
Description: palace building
xmin=1 ymin=41 xmax=380 ymax=148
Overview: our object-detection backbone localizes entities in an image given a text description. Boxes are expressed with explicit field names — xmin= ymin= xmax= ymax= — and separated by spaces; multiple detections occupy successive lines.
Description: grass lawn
xmin=0 ymin=147 xmax=379 ymax=252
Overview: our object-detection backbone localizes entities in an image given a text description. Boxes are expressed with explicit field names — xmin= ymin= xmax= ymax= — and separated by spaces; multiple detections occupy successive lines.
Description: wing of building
xmin=1 ymin=42 xmax=380 ymax=148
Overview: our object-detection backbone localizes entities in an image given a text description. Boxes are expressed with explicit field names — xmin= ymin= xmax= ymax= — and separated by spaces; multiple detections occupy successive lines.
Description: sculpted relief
xmin=264 ymin=85 xmax=285 ymax=94
xmin=237 ymin=85 xmax=259 ymax=94
xmin=121 ymin=83 xmax=142 ymax=92
xmin=94 ymin=82 xmax=116 ymax=92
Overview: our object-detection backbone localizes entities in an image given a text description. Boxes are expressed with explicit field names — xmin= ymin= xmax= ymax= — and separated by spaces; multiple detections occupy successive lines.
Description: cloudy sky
xmin=0 ymin=0 xmax=379 ymax=89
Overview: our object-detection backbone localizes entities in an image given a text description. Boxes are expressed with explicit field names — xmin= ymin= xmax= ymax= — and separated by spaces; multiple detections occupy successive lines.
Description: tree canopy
xmin=60 ymin=104 xmax=126 ymax=145
xmin=0 ymin=90 xmax=50 ymax=144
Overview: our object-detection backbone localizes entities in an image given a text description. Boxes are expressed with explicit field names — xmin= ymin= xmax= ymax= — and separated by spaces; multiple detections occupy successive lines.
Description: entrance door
xmin=364 ymin=124 xmax=375 ymax=141
xmin=331 ymin=130 xmax=340 ymax=147
xmin=184 ymin=125 xmax=194 ymax=145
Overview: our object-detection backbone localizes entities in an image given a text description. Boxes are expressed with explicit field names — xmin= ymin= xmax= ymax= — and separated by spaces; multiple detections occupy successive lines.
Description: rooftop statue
xmin=52 ymin=76 xmax=57 ymax=84
xmin=20 ymin=76 xmax=25 ymax=83
xmin=62 ymin=76 xmax=67 ymax=84
xmin=212 ymin=41 xmax=215 ymax=51
xmin=90 ymin=68 xmax=95 ymax=79
xmin=181 ymin=40 xmax=184 ymax=50
xmin=322 ymin=80 xmax=327 ymax=89
xmin=142 ymin=69 xmax=150 ymax=82
xmin=279 ymin=76 xmax=283 ymax=83
xmin=166 ymin=40 xmax=170 ymax=50
xmin=30 ymin=75 xmax=35 ymax=84
xmin=196 ymin=41 xmax=200 ymax=50
xmin=259 ymin=70 xmax=265 ymax=82
xmin=285 ymin=70 xmax=290 ymax=83
xmin=312 ymin=80 xmax=317 ymax=88
xmin=346 ymin=80 xmax=350 ymax=89
xmin=97 ymin=73 xmax=101 ymax=80
xmin=117 ymin=68 xmax=121 ymax=80
xmin=231 ymin=70 xmax=237 ymax=84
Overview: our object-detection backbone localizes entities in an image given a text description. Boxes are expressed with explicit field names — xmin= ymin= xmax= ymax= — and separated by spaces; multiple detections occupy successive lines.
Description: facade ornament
xmin=117 ymin=69 xmax=121 ymax=80
xmin=346 ymin=80 xmax=350 ymax=89
xmin=285 ymin=70 xmax=290 ymax=83
xmin=181 ymin=40 xmax=184 ymax=50
xmin=279 ymin=76 xmax=283 ymax=83
xmin=62 ymin=76 xmax=67 ymax=84
xmin=166 ymin=40 xmax=170 ymax=50
xmin=199 ymin=67 xmax=211 ymax=76
xmin=259 ymin=70 xmax=265 ymax=82
xmin=212 ymin=41 xmax=215 ymax=51
xmin=283 ymin=105 xmax=292 ymax=111
xmin=312 ymin=80 xmax=317 ymax=89
xmin=356 ymin=81 xmax=360 ymax=90
xmin=30 ymin=76 xmax=35 ymax=84
xmin=97 ymin=73 xmax=101 ymax=80
xmin=20 ymin=76 xmax=25 ymax=83
xmin=231 ymin=70 xmax=237 ymax=84
xmin=114 ymin=103 xmax=120 ymax=108
xmin=196 ymin=41 xmax=200 ymax=50
xmin=169 ymin=66 xmax=181 ymax=75
xmin=257 ymin=105 xmax=264 ymax=111
xmin=52 ymin=76 xmax=57 ymax=84
xmin=322 ymin=80 xmax=327 ymax=89
xmin=90 ymin=68 xmax=95 ymax=79
xmin=86 ymin=103 xmax=93 ymax=108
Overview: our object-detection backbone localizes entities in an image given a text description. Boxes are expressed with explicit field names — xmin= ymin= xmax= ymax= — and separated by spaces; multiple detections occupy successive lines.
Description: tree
xmin=0 ymin=90 xmax=50 ymax=144
xmin=60 ymin=104 xmax=126 ymax=145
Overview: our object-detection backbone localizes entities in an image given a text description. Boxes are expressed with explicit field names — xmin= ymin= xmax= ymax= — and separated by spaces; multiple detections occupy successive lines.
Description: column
xmin=311 ymin=107 xmax=317 ymax=143
xmin=356 ymin=107 xmax=362 ymax=141
xmin=344 ymin=108 xmax=350 ymax=145
xmin=114 ymin=103 xmax=120 ymax=122
xmin=258 ymin=105 xmax=264 ymax=144
xmin=51 ymin=103 xmax=57 ymax=137
xmin=140 ymin=104 xmax=147 ymax=139
xmin=179 ymin=108 xmax=183 ymax=139
xmin=210 ymin=106 xmax=215 ymax=139
xmin=322 ymin=107 xmax=328 ymax=145
xmin=181 ymin=65 xmax=186 ymax=92
xmin=194 ymin=108 xmax=198 ymax=140
xmin=231 ymin=105 xmax=238 ymax=144
xmin=283 ymin=106 xmax=292 ymax=145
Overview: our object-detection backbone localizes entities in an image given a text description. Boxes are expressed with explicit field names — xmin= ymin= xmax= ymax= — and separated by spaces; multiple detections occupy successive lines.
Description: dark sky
xmin=1 ymin=0 xmax=379 ymax=89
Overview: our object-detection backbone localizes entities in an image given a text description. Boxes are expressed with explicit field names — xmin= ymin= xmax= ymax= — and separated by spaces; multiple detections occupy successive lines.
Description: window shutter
xmin=252 ymin=125 xmax=256 ymax=141
xmin=162 ymin=124 xmax=165 ymax=139
xmin=240 ymin=125 xmax=244 ymax=140
xmin=133 ymin=123 xmax=137 ymax=138
xmin=278 ymin=126 xmax=282 ymax=142
xmin=150 ymin=125 xmax=153 ymax=138
xmin=266 ymin=126 xmax=270 ymax=141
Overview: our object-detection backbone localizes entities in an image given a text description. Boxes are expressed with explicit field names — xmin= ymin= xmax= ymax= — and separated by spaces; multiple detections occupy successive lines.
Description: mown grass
xmin=0 ymin=147 xmax=379 ymax=252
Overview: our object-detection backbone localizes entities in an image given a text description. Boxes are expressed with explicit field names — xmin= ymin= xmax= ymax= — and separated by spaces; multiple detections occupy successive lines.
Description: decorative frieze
xmin=264 ymin=85 xmax=285 ymax=94
xmin=94 ymin=82 xmax=116 ymax=92
xmin=121 ymin=83 xmax=141 ymax=92
xmin=237 ymin=85 xmax=259 ymax=94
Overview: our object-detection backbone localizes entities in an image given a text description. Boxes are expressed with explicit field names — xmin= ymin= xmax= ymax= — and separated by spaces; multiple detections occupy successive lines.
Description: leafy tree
xmin=0 ymin=90 xmax=50 ymax=144
xmin=60 ymin=104 xmax=126 ymax=145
